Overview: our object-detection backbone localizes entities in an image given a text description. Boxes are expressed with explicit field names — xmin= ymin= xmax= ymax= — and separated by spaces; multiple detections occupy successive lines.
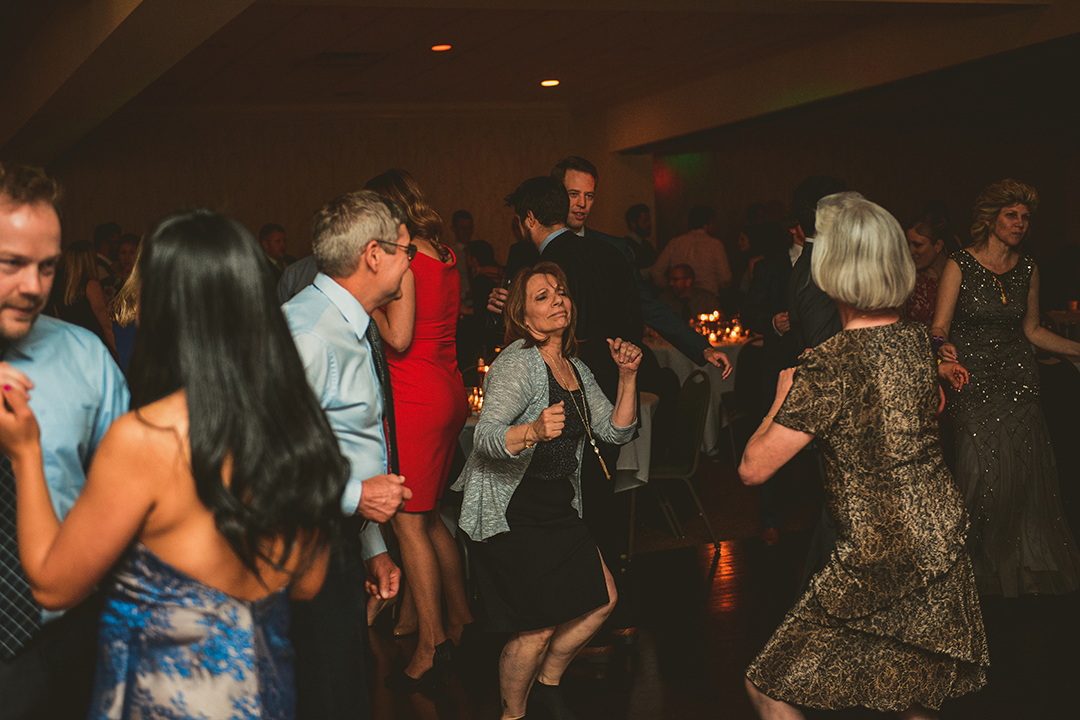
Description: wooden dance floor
xmin=369 ymin=453 xmax=1079 ymax=720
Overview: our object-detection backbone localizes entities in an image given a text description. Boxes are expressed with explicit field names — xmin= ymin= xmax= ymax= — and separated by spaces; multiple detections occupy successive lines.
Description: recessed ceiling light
xmin=540 ymin=79 xmax=560 ymax=87
xmin=431 ymin=44 xmax=452 ymax=52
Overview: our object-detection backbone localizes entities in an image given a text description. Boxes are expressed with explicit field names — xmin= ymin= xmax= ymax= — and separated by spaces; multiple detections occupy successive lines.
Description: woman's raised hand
xmin=0 ymin=383 xmax=41 ymax=462
xmin=531 ymin=401 xmax=565 ymax=442
xmin=608 ymin=338 xmax=642 ymax=374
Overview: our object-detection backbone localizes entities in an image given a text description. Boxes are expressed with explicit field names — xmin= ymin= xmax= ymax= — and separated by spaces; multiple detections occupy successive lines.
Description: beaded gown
xmin=90 ymin=544 xmax=295 ymax=720
xmin=945 ymin=250 xmax=1080 ymax=596
xmin=747 ymin=321 xmax=987 ymax=711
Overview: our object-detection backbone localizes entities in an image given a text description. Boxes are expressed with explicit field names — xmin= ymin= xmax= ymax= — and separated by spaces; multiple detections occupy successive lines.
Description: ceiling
xmin=129 ymin=1 xmax=1012 ymax=109
xmin=1 ymin=0 xmax=1072 ymax=163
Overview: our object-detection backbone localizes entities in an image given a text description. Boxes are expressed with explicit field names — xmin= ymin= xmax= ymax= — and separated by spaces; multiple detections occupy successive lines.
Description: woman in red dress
xmin=367 ymin=169 xmax=473 ymax=689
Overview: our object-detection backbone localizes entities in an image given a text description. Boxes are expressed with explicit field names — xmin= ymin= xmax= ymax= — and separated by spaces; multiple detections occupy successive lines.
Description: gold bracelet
xmin=762 ymin=414 xmax=775 ymax=423
xmin=524 ymin=424 xmax=535 ymax=448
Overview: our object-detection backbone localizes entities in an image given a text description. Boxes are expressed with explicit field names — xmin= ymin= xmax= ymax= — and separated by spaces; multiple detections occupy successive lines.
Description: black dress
xmin=472 ymin=364 xmax=610 ymax=632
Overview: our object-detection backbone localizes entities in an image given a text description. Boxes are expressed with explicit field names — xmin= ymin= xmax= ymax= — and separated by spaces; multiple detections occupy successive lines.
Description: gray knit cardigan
xmin=452 ymin=339 xmax=635 ymax=542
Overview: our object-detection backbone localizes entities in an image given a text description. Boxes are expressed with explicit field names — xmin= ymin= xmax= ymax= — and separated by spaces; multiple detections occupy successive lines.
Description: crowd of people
xmin=0 ymin=154 xmax=1077 ymax=720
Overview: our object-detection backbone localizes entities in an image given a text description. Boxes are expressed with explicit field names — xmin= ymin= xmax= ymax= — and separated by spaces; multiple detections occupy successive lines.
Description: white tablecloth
xmin=648 ymin=339 xmax=749 ymax=456
xmin=614 ymin=392 xmax=659 ymax=493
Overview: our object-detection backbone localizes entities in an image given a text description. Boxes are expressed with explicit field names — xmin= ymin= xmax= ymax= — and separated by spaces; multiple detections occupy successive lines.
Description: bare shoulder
xmin=102 ymin=391 xmax=188 ymax=458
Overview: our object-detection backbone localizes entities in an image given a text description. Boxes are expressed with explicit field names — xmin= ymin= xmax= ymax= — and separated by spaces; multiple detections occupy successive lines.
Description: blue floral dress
xmin=90 ymin=543 xmax=295 ymax=720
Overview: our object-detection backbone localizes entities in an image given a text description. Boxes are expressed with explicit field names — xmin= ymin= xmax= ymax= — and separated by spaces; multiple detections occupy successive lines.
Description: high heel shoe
xmin=383 ymin=640 xmax=454 ymax=693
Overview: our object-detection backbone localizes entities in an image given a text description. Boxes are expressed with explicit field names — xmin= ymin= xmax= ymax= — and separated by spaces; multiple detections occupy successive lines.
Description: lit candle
xmin=709 ymin=332 xmax=717 ymax=343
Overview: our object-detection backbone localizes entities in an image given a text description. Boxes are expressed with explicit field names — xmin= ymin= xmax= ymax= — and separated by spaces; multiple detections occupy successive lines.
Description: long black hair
xmin=128 ymin=209 xmax=347 ymax=576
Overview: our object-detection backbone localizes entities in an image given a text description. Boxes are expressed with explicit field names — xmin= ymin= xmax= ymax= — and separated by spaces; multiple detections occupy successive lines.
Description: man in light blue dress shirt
xmin=284 ymin=189 xmax=412 ymax=720
xmin=0 ymin=162 xmax=129 ymax=718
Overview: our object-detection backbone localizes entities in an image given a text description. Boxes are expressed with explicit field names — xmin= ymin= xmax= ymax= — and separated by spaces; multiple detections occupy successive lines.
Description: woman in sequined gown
xmin=740 ymin=193 xmax=987 ymax=720
xmin=0 ymin=210 xmax=347 ymax=720
xmin=932 ymin=179 xmax=1080 ymax=597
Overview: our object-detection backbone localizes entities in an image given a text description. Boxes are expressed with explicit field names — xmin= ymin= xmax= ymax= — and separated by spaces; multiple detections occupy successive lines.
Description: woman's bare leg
xmin=536 ymin=554 xmax=618 ymax=685
xmin=427 ymin=500 xmax=474 ymax=643
xmin=745 ymin=677 xmax=805 ymax=720
xmin=391 ymin=511 xmax=447 ymax=678
xmin=499 ymin=627 xmax=555 ymax=719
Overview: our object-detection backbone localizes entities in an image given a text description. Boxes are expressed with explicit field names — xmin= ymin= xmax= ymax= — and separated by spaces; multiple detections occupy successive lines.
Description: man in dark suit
xmin=550 ymin=156 xmax=732 ymax=378
xmin=786 ymin=176 xmax=847 ymax=353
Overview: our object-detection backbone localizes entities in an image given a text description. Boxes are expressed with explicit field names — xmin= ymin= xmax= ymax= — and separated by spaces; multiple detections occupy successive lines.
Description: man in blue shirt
xmin=284 ymin=189 xmax=412 ymax=720
xmin=0 ymin=162 xmax=129 ymax=718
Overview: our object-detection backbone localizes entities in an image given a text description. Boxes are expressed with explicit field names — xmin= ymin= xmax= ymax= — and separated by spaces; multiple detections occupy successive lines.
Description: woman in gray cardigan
xmin=454 ymin=262 xmax=639 ymax=720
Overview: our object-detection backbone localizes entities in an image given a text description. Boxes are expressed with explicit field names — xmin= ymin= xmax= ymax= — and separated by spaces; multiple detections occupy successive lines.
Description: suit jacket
xmin=786 ymin=240 xmax=841 ymax=353
xmin=542 ymin=229 xmax=642 ymax=402
xmin=590 ymin=228 xmax=710 ymax=365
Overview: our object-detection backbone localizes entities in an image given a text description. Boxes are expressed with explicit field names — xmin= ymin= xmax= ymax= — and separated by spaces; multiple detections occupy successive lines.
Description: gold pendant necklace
xmin=540 ymin=348 xmax=610 ymax=481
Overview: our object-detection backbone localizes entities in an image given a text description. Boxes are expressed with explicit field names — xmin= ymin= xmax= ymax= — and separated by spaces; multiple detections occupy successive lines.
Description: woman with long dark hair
xmin=0 ymin=209 xmax=347 ymax=719
xmin=363 ymin=169 xmax=473 ymax=688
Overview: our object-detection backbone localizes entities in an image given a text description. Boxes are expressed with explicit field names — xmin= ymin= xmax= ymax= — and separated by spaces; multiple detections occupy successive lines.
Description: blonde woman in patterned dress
xmin=739 ymin=192 xmax=988 ymax=719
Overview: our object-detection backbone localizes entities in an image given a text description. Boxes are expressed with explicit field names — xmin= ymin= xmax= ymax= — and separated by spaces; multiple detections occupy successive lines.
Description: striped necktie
xmin=364 ymin=321 xmax=399 ymax=475
xmin=0 ymin=452 xmax=41 ymax=660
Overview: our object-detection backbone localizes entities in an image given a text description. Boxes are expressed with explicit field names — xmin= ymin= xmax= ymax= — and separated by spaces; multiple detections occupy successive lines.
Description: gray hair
xmin=311 ymin=190 xmax=400 ymax=277
xmin=811 ymin=192 xmax=915 ymax=311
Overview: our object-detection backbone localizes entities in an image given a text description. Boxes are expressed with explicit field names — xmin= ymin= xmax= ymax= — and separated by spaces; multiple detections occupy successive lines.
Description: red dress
xmin=386 ymin=250 xmax=469 ymax=512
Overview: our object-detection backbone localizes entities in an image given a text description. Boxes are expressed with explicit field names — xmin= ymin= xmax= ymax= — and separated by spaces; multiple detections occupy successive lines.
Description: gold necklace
xmin=539 ymin=347 xmax=610 ymax=481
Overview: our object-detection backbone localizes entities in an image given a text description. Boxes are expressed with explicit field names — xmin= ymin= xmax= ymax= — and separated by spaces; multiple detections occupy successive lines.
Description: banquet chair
xmin=628 ymin=369 xmax=720 ymax=558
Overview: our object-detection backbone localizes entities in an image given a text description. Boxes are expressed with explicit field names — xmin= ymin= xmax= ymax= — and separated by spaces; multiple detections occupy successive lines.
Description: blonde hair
xmin=59 ymin=241 xmax=97 ymax=306
xmin=970 ymin=178 xmax=1038 ymax=247
xmin=109 ymin=240 xmax=143 ymax=327
xmin=811 ymin=192 xmax=915 ymax=311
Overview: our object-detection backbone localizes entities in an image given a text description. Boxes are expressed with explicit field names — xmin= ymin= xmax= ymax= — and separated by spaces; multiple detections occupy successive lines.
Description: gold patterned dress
xmin=746 ymin=321 xmax=988 ymax=711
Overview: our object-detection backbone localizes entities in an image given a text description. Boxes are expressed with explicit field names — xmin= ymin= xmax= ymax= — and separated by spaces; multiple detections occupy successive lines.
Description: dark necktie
xmin=1 ymin=452 xmax=41 ymax=660
xmin=365 ymin=321 xmax=399 ymax=475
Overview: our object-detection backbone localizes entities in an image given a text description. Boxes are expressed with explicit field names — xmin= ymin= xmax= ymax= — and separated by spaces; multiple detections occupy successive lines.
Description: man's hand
xmin=703 ymin=347 xmax=733 ymax=379
xmin=772 ymin=312 xmax=790 ymax=334
xmin=356 ymin=474 xmax=411 ymax=523
xmin=364 ymin=552 xmax=401 ymax=600
xmin=487 ymin=287 xmax=508 ymax=315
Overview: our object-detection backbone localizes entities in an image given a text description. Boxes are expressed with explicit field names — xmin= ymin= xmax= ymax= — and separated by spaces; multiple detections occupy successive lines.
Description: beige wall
xmin=49 ymin=103 xmax=588 ymax=263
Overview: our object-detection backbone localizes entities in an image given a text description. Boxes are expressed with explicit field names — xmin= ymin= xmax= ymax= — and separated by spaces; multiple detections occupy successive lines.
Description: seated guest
xmin=904 ymin=212 xmax=958 ymax=325
xmin=454 ymin=262 xmax=639 ymax=720
xmin=1 ymin=208 xmax=347 ymax=719
xmin=657 ymin=263 xmax=720 ymax=321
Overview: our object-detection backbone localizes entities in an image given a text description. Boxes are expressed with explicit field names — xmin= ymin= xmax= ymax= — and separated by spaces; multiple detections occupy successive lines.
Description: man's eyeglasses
xmin=379 ymin=241 xmax=417 ymax=261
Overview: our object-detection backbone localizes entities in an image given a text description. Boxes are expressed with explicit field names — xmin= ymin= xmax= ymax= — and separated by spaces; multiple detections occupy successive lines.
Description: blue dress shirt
xmin=283 ymin=273 xmax=388 ymax=559
xmin=5 ymin=316 xmax=130 ymax=622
